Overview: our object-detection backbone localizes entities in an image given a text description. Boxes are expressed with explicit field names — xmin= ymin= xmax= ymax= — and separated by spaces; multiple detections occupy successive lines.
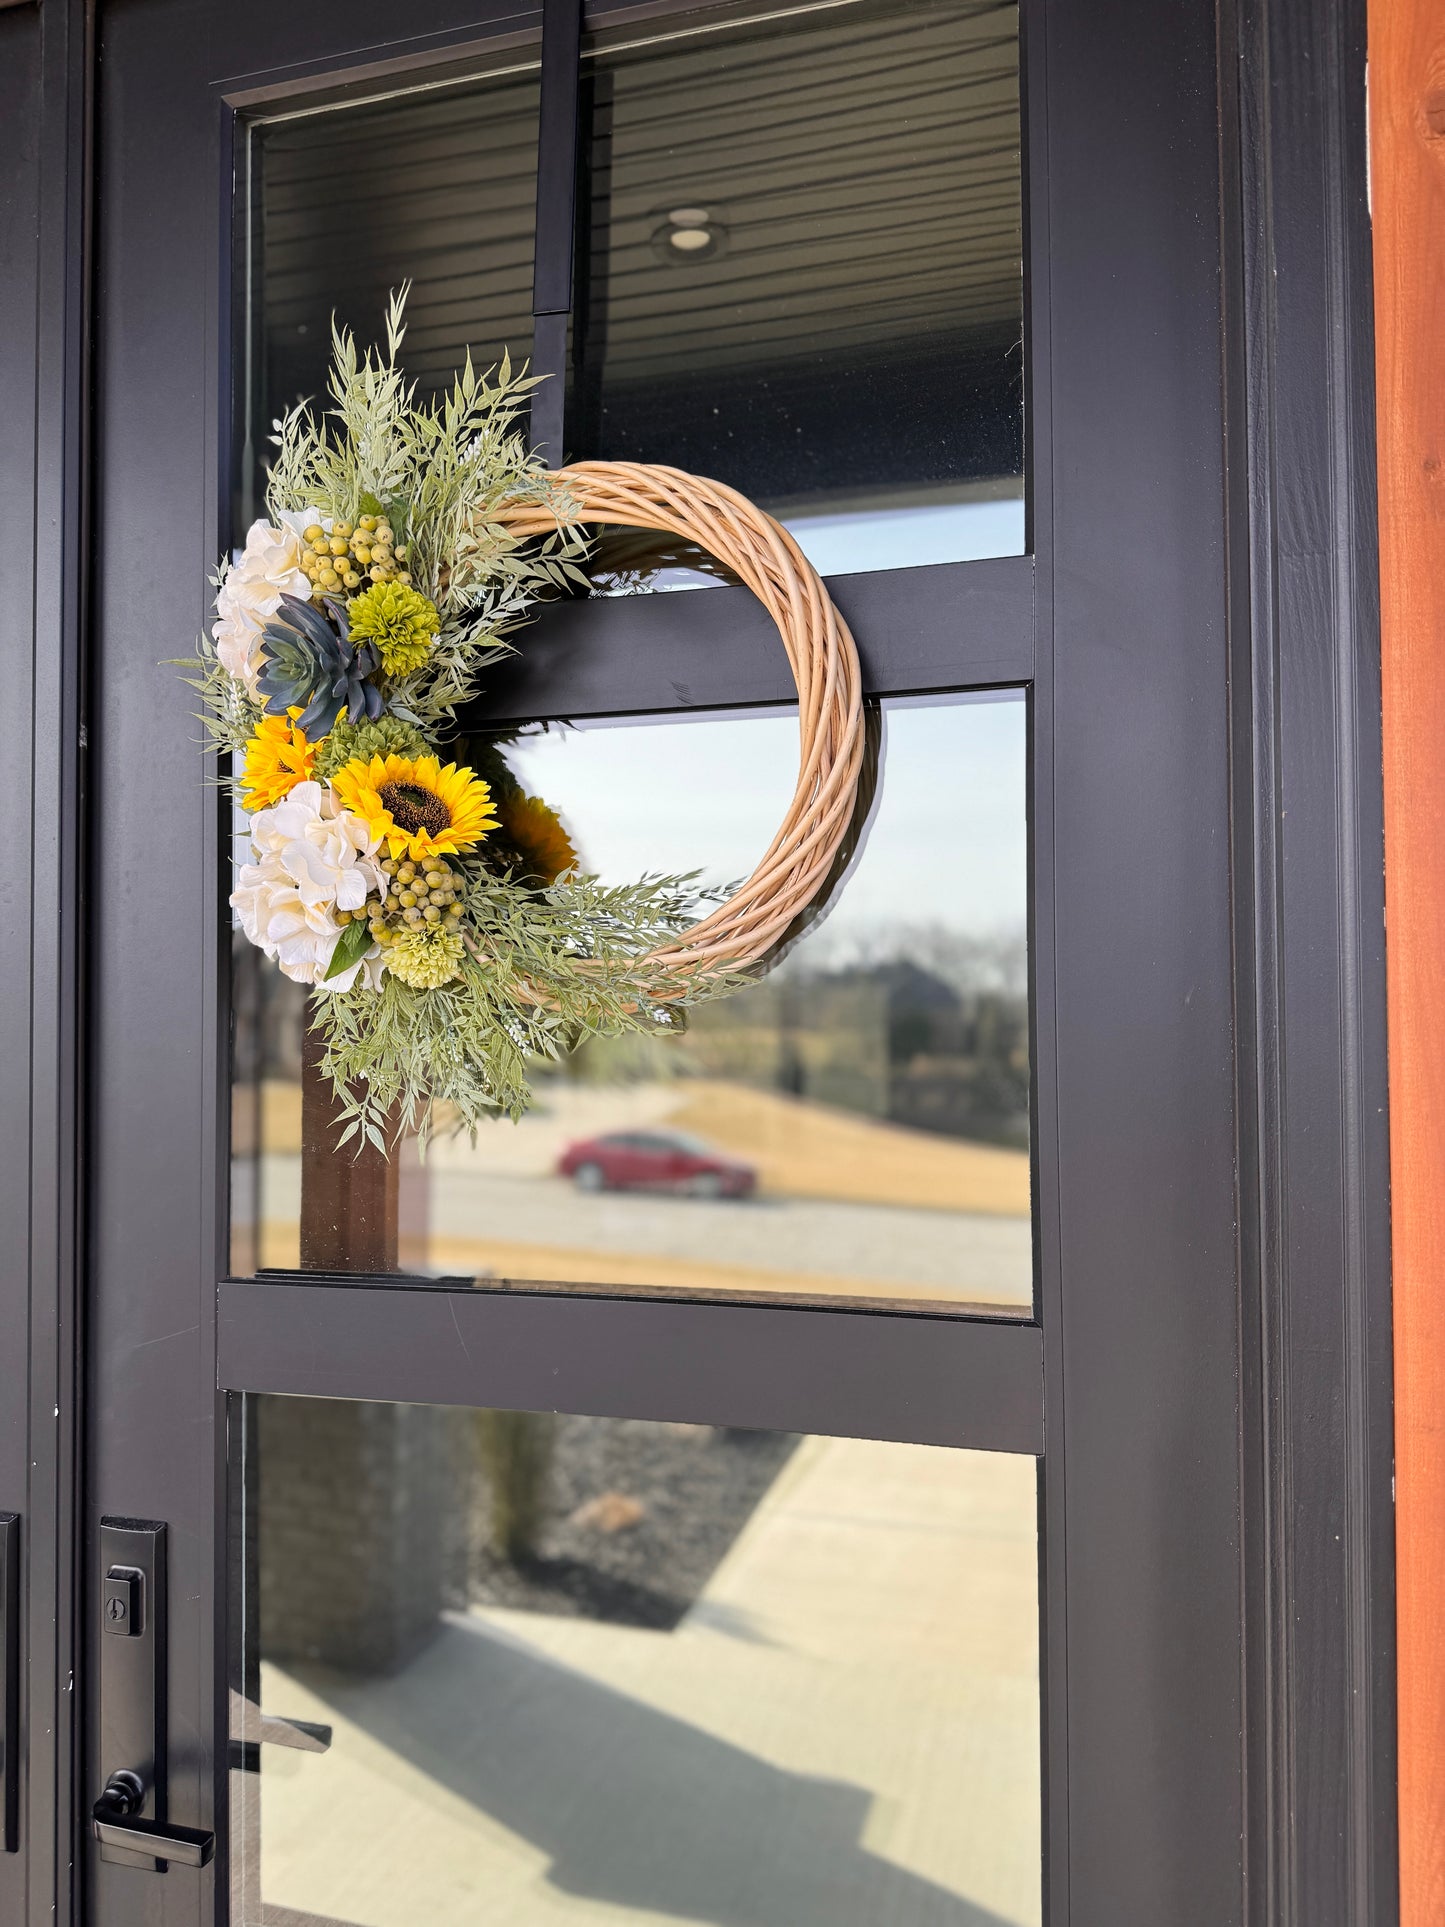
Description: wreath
xmin=190 ymin=293 xmax=863 ymax=1150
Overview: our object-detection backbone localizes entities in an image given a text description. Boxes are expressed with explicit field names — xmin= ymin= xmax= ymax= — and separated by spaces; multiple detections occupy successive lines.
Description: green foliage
xmin=262 ymin=285 xmax=589 ymax=737
xmin=323 ymin=919 xmax=373 ymax=983
xmin=196 ymin=293 xmax=750 ymax=1154
xmin=313 ymin=870 xmax=746 ymax=1152
xmin=174 ymin=640 xmax=263 ymax=759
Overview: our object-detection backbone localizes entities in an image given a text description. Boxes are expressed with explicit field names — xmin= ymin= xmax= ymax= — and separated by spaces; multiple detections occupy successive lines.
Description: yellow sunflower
xmin=499 ymin=790 xmax=578 ymax=883
xmin=330 ymin=752 xmax=497 ymax=861
xmin=239 ymin=709 xmax=317 ymax=812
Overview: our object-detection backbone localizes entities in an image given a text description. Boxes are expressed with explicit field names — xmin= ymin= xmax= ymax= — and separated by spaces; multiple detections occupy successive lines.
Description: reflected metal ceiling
xmin=255 ymin=0 xmax=1020 ymax=415
xmin=582 ymin=0 xmax=1022 ymax=381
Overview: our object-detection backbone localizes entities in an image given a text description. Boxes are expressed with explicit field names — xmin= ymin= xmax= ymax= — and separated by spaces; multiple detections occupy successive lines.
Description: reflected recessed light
xmin=650 ymin=204 xmax=728 ymax=265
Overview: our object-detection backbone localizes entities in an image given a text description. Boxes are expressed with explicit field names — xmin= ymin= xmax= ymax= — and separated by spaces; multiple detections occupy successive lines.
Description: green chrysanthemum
xmin=313 ymin=713 xmax=431 ymax=783
xmin=347 ymin=580 xmax=440 ymax=677
xmin=386 ymin=923 xmax=465 ymax=989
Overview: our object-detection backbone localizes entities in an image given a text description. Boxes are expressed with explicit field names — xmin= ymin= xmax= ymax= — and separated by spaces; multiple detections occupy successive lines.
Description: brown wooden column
xmin=1368 ymin=7 xmax=1445 ymax=1919
xmin=299 ymin=1021 xmax=400 ymax=1272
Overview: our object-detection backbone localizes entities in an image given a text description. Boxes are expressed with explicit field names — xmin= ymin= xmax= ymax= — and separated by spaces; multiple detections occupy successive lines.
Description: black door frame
xmin=1227 ymin=0 xmax=1396 ymax=1916
xmin=2 ymin=0 xmax=1395 ymax=1922
xmin=2 ymin=3 xmax=91 ymax=1925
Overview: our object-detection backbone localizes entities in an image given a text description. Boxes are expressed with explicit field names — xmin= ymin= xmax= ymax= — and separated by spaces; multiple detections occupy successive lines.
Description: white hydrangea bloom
xmin=212 ymin=513 xmax=323 ymax=693
xmin=230 ymin=781 xmax=386 ymax=990
xmin=274 ymin=507 xmax=331 ymax=544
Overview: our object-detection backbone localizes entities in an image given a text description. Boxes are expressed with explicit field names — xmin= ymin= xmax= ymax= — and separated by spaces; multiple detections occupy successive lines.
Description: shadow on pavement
xmin=297 ymin=1613 xmax=1024 ymax=1927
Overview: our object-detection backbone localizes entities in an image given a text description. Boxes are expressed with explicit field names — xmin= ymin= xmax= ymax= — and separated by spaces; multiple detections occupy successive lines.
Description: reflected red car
xmin=557 ymin=1129 xmax=756 ymax=1199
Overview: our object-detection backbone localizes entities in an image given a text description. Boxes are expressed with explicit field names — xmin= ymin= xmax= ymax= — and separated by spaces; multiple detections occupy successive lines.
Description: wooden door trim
xmin=1369 ymin=3 xmax=1445 ymax=1919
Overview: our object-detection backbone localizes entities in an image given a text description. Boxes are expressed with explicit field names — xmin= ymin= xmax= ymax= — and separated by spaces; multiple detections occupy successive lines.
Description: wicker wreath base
xmin=494 ymin=462 xmax=865 ymax=975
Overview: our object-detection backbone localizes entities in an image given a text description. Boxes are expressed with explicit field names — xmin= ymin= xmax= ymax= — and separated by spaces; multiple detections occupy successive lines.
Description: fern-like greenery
xmin=178 ymin=641 xmax=261 ymax=759
xmin=262 ymin=285 xmax=589 ymax=737
xmin=316 ymin=872 xmax=745 ymax=1152
xmin=195 ymin=289 xmax=749 ymax=1147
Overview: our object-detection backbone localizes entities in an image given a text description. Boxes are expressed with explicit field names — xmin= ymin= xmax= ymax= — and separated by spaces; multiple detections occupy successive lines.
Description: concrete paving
xmin=248 ymin=1436 xmax=1041 ymax=1927
xmin=256 ymin=1157 xmax=1032 ymax=1308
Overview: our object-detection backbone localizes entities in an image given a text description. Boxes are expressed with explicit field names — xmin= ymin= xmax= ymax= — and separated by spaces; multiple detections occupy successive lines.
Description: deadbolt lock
xmin=102 ymin=1566 xmax=143 ymax=1638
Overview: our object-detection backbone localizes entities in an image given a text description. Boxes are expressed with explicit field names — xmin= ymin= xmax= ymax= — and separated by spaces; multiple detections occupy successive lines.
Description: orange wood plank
xmin=1369 ymin=5 xmax=1445 ymax=1919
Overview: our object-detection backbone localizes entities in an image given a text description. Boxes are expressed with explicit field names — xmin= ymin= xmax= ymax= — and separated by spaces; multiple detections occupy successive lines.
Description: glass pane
xmin=232 ymin=693 xmax=1032 ymax=1313
xmin=238 ymin=55 xmax=541 ymax=521
xmin=232 ymin=1396 xmax=1042 ymax=1927
xmin=571 ymin=0 xmax=1025 ymax=589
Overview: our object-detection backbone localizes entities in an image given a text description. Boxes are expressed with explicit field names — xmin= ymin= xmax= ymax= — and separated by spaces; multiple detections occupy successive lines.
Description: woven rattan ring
xmin=492 ymin=461 xmax=866 ymax=976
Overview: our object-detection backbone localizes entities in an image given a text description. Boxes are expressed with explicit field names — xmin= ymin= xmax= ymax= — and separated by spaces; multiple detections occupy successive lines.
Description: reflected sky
xmin=504 ymin=692 xmax=1027 ymax=943
xmin=596 ymin=494 xmax=1028 ymax=595
xmin=784 ymin=494 xmax=1026 ymax=577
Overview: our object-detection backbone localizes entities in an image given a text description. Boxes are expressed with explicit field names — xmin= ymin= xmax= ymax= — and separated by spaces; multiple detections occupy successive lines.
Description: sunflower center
xmin=380 ymin=781 xmax=450 ymax=838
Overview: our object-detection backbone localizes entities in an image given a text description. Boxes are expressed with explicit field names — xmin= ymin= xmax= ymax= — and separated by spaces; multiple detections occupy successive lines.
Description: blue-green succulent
xmin=255 ymin=594 xmax=383 ymax=737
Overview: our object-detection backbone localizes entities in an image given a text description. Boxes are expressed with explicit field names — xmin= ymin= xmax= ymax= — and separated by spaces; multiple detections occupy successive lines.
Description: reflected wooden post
xmin=397 ymin=1134 xmax=430 ymax=1273
xmin=271 ymin=1033 xmax=455 ymax=1684
xmin=299 ymin=1021 xmax=400 ymax=1272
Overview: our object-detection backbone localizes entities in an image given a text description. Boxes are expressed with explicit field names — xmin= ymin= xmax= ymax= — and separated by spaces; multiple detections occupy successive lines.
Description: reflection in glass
xmin=572 ymin=0 xmax=1025 ymax=586
xmin=239 ymin=56 xmax=541 ymax=520
xmin=231 ymin=695 xmax=1031 ymax=1312
xmin=233 ymin=1397 xmax=1042 ymax=1927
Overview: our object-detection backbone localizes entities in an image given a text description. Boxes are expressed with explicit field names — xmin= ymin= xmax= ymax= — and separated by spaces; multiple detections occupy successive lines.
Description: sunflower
xmin=498 ymin=790 xmax=578 ymax=884
xmin=330 ymin=752 xmax=497 ymax=861
xmin=239 ymin=708 xmax=317 ymax=812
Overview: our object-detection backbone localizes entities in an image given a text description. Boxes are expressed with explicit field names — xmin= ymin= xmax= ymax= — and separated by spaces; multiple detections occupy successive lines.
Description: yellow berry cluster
xmin=332 ymin=855 xmax=467 ymax=947
xmin=298 ymin=516 xmax=413 ymax=598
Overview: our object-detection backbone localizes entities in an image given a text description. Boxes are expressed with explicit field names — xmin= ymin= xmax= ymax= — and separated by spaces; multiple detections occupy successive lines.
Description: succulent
xmin=255 ymin=594 xmax=383 ymax=736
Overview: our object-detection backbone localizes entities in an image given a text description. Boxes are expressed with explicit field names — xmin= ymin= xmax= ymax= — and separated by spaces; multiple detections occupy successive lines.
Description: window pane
xmin=231 ymin=694 xmax=1032 ymax=1313
xmin=239 ymin=56 xmax=541 ymax=520
xmin=233 ymin=1396 xmax=1042 ymax=1927
xmin=571 ymin=0 xmax=1025 ymax=589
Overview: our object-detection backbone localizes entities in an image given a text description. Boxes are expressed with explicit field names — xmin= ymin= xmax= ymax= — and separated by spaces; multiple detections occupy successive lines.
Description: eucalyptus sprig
xmin=175 ymin=634 xmax=263 ymax=759
xmin=200 ymin=295 xmax=754 ymax=1155
xmin=314 ymin=871 xmax=746 ymax=1152
xmin=263 ymin=284 xmax=588 ymax=738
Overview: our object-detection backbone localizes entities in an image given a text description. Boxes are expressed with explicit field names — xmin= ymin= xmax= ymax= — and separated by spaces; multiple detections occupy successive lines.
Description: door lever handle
xmin=95 ymin=1519 xmax=212 ymax=1872
xmin=231 ymin=1691 xmax=332 ymax=1753
xmin=256 ymin=1712 xmax=333 ymax=1753
xmin=92 ymin=1771 xmax=214 ymax=1869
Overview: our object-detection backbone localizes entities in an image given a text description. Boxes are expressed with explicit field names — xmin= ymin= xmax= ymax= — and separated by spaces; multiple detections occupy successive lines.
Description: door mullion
xmin=26 ymin=2 xmax=93 ymax=1922
xmin=472 ymin=553 xmax=1037 ymax=723
xmin=217 ymin=1279 xmax=1045 ymax=1454
xmin=531 ymin=0 xmax=583 ymax=463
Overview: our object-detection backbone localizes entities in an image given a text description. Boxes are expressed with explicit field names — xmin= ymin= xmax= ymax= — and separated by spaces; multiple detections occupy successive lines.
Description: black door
xmin=0 ymin=26 xmax=41 ymax=1921
xmin=70 ymin=0 xmax=1342 ymax=1922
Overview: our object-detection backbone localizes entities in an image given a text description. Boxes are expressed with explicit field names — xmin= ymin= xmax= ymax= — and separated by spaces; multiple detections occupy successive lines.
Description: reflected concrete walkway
xmin=258 ymin=1158 xmax=1032 ymax=1307
xmin=255 ymin=1439 xmax=1041 ymax=1927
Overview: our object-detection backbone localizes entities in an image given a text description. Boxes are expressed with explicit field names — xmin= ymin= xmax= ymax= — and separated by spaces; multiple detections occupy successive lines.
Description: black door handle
xmin=95 ymin=1519 xmax=215 ymax=1872
xmin=92 ymin=1771 xmax=215 ymax=1869
xmin=232 ymin=1693 xmax=333 ymax=1754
